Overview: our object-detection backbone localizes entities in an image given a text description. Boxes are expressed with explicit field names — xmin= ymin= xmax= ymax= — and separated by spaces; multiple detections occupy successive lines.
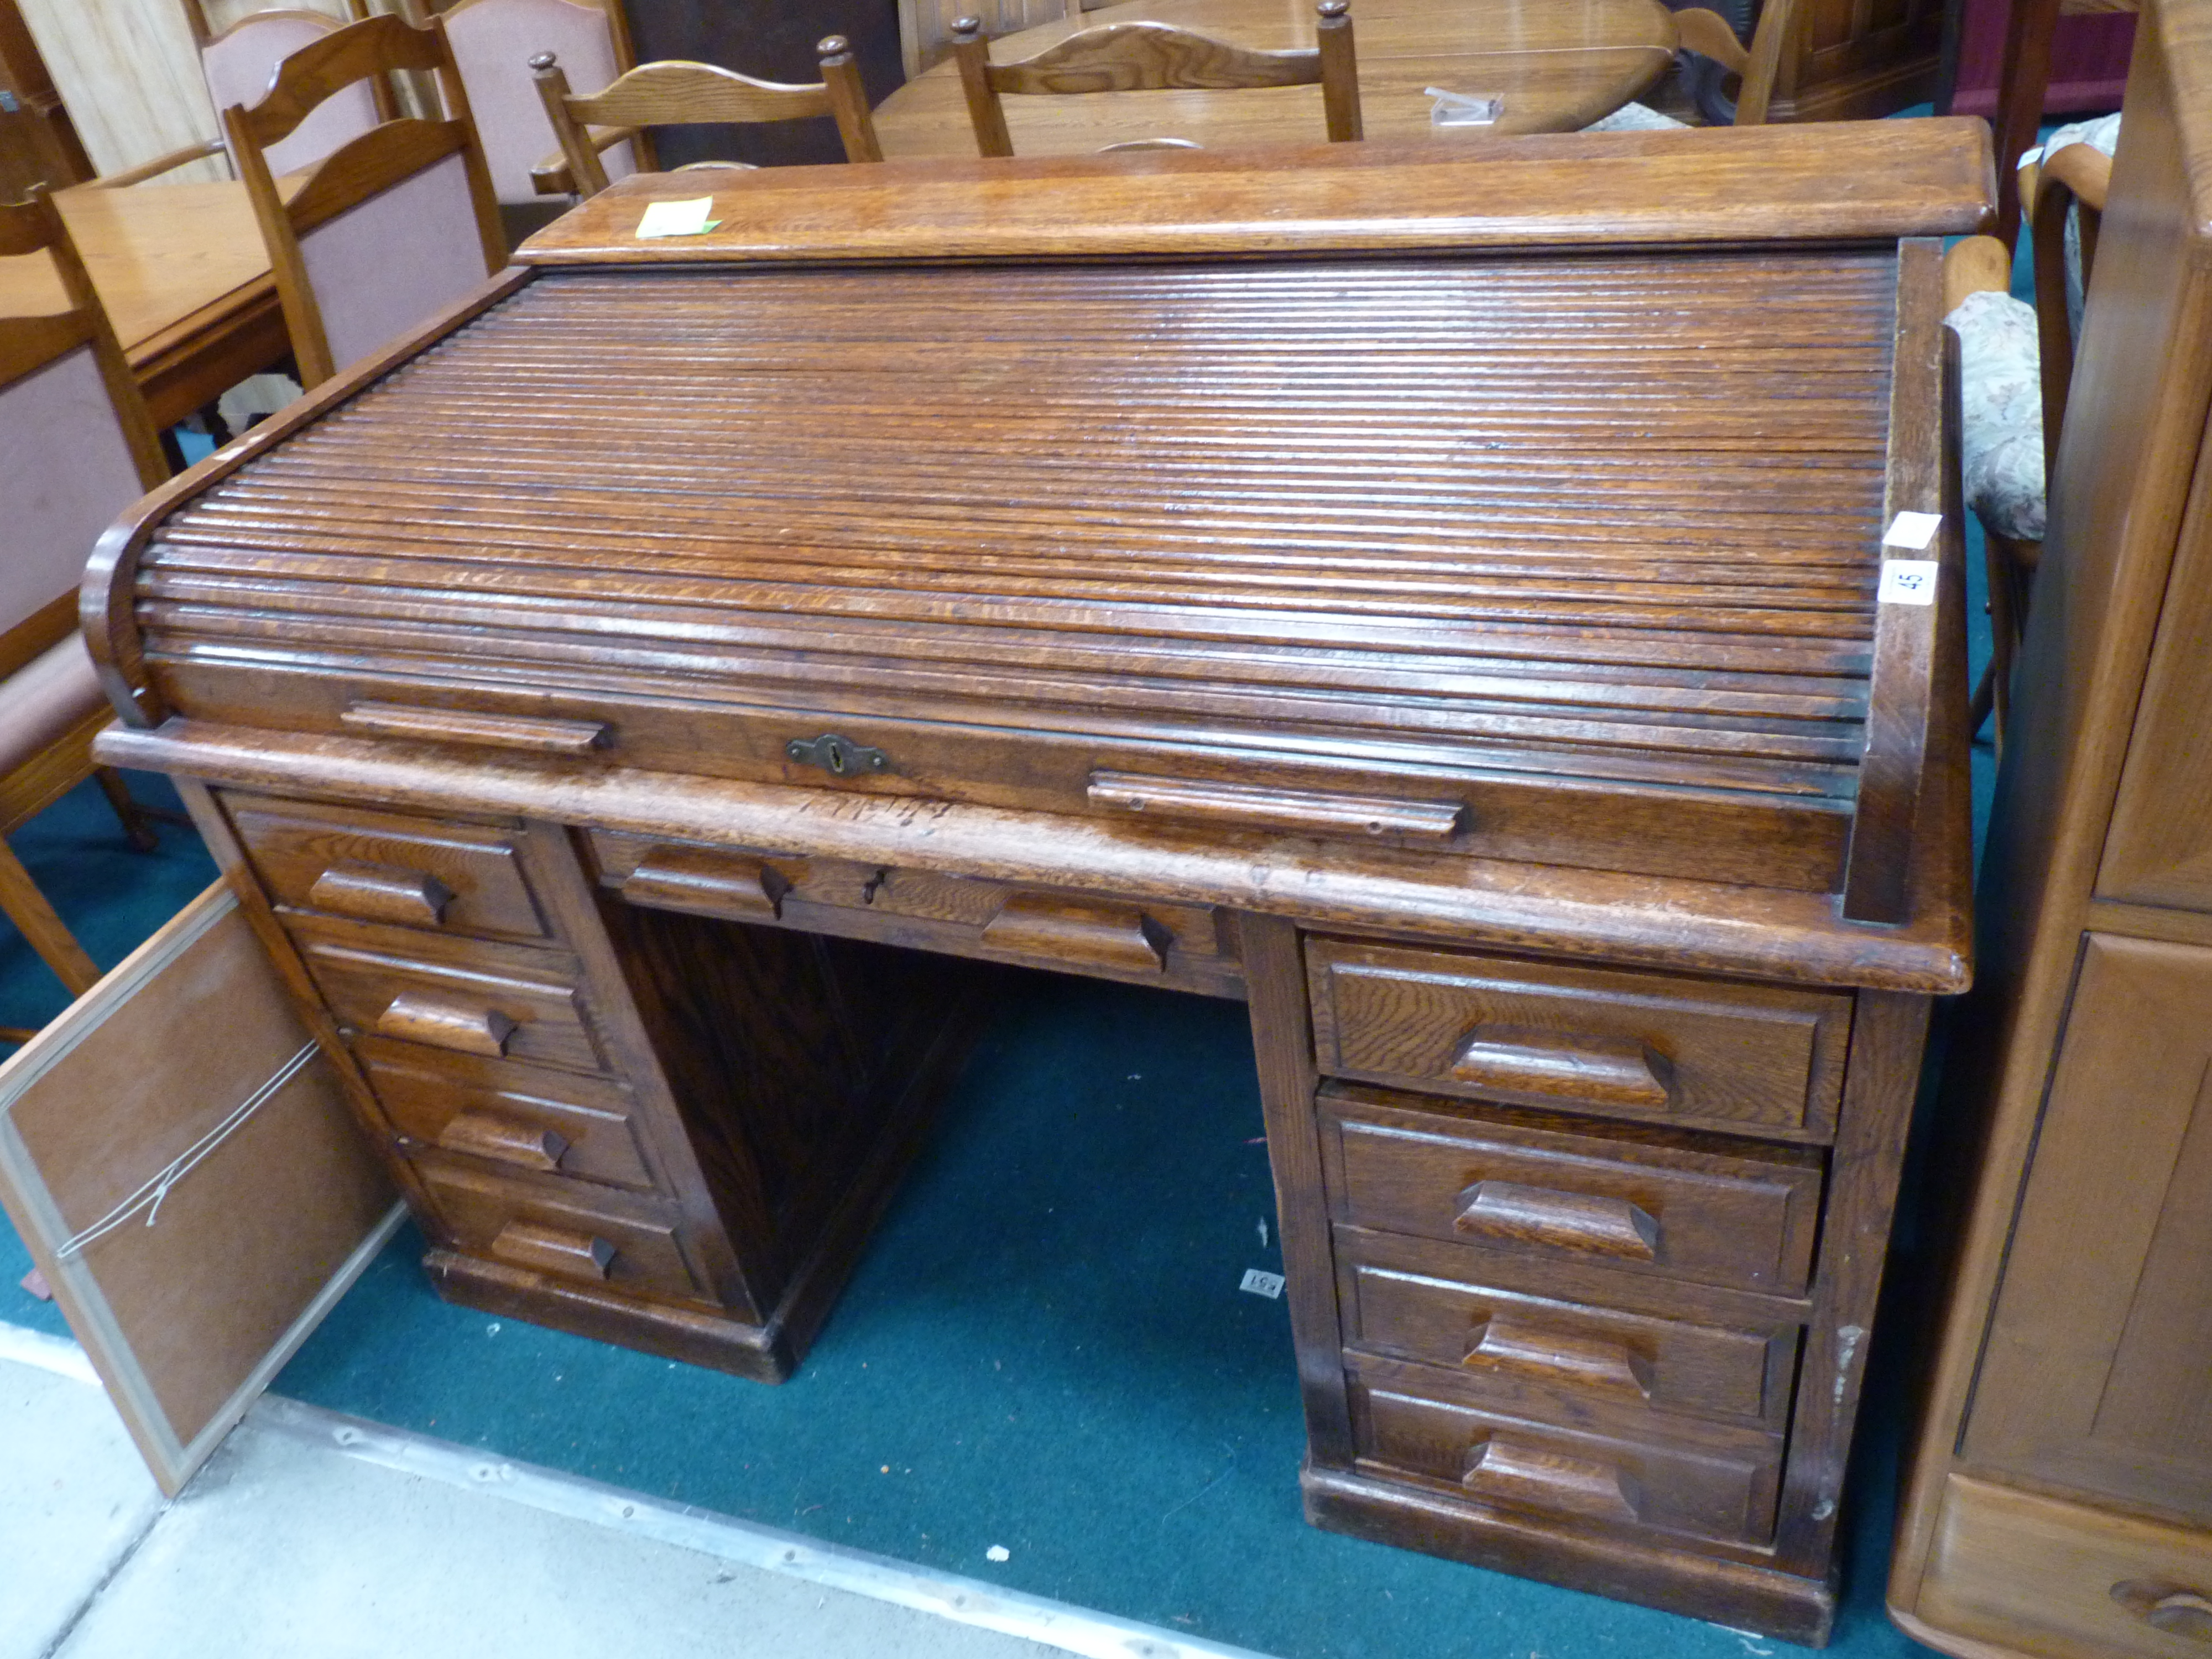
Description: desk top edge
xmin=514 ymin=124 xmax=1997 ymax=267
xmin=97 ymin=719 xmax=1972 ymax=997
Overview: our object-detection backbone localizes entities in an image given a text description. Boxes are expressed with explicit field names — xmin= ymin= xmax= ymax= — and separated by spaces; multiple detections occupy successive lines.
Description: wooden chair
xmin=899 ymin=0 xmax=1118 ymax=80
xmin=224 ymin=11 xmax=503 ymax=389
xmin=407 ymin=0 xmax=650 ymax=206
xmin=95 ymin=2 xmax=394 ymax=191
xmin=1949 ymin=130 xmax=2114 ymax=749
xmin=1585 ymin=0 xmax=1800 ymax=129
xmin=0 ymin=187 xmax=173 ymax=1021
xmin=532 ymin=40 xmax=881 ymax=197
xmin=950 ymin=0 xmax=1361 ymax=160
xmin=1985 ymin=0 xmax=2138 ymax=246
xmin=2025 ymin=122 xmax=2116 ymax=467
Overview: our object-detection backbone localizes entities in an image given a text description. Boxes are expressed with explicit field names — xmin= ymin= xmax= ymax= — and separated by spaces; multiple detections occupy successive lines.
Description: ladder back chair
xmin=950 ymin=0 xmax=1361 ymax=159
xmin=411 ymin=0 xmax=649 ymax=205
xmin=1585 ymin=0 xmax=1800 ymax=129
xmin=900 ymin=0 xmax=1118 ymax=80
xmin=532 ymin=40 xmax=881 ymax=197
xmin=0 ymin=188 xmax=172 ymax=1017
xmin=224 ymin=11 xmax=504 ymax=389
xmin=103 ymin=2 xmax=393 ymax=190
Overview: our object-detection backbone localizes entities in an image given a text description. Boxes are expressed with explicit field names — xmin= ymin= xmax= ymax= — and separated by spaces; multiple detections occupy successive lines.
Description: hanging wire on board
xmin=53 ymin=1042 xmax=320 ymax=1262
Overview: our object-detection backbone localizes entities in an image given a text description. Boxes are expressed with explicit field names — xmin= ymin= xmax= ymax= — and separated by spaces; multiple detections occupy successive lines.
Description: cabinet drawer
xmin=293 ymin=926 xmax=608 ymax=1077
xmin=1340 ymin=1254 xmax=1799 ymax=1431
xmin=413 ymin=1156 xmax=710 ymax=1306
xmin=226 ymin=792 xmax=551 ymax=942
xmin=588 ymin=831 xmax=1241 ymax=997
xmin=1919 ymin=1473 xmax=2212 ymax=1659
xmin=1307 ymin=937 xmax=1851 ymax=1140
xmin=1350 ymin=1371 xmax=1783 ymax=1546
xmin=358 ymin=1037 xmax=657 ymax=1194
xmin=1321 ymin=1086 xmax=1823 ymax=1295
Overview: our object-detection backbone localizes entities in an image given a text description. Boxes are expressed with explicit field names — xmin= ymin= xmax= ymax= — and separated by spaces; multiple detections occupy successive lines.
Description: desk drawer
xmin=358 ymin=1037 xmax=658 ymax=1194
xmin=1307 ymin=938 xmax=1851 ymax=1140
xmin=1321 ymin=1086 xmax=1823 ymax=1296
xmin=1340 ymin=1251 xmax=1799 ymax=1432
xmin=225 ymin=792 xmax=552 ymax=943
xmin=587 ymin=832 xmax=1241 ymax=998
xmin=413 ymin=1155 xmax=711 ymax=1306
xmin=1350 ymin=1370 xmax=1783 ymax=1547
xmin=292 ymin=923 xmax=609 ymax=1077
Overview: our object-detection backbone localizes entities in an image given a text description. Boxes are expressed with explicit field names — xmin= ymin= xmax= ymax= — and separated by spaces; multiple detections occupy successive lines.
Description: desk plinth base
xmin=1301 ymin=1464 xmax=1837 ymax=1646
xmin=425 ymin=1248 xmax=806 ymax=1380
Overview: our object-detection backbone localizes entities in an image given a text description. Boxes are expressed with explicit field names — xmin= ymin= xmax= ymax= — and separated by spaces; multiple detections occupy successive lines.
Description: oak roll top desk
xmin=82 ymin=128 xmax=1990 ymax=1642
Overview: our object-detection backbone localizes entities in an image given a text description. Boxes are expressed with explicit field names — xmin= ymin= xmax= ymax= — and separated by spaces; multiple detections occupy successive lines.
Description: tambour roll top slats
xmin=124 ymin=248 xmax=1901 ymax=891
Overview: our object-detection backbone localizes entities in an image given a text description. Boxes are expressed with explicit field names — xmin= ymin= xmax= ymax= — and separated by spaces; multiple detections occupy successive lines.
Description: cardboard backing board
xmin=0 ymin=880 xmax=398 ymax=1494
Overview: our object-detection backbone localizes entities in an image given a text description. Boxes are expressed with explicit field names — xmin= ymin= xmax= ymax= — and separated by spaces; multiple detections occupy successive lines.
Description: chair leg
xmin=0 ymin=834 xmax=100 ymax=997
xmin=94 ymin=767 xmax=163 ymax=852
xmin=1985 ymin=529 xmax=2023 ymax=759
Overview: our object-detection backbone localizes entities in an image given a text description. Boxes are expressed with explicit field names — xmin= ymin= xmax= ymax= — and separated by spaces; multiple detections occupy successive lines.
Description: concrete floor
xmin=0 ymin=1331 xmax=1258 ymax=1659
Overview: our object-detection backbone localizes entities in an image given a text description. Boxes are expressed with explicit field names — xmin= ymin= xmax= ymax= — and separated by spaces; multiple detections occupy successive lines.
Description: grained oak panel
xmin=132 ymin=250 xmax=1902 ymax=893
xmin=1339 ymin=1253 xmax=1800 ymax=1430
xmin=1964 ymin=935 xmax=2212 ymax=1521
xmin=1307 ymin=937 xmax=1851 ymax=1139
xmin=1349 ymin=1365 xmax=1785 ymax=1546
xmin=1319 ymin=1085 xmax=1824 ymax=1295
xmin=226 ymin=791 xmax=552 ymax=941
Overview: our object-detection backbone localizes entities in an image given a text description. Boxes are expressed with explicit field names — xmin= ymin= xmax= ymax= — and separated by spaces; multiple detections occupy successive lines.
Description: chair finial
xmin=1317 ymin=0 xmax=1349 ymax=15
xmin=951 ymin=15 xmax=983 ymax=40
xmin=817 ymin=34 xmax=851 ymax=58
xmin=529 ymin=51 xmax=557 ymax=70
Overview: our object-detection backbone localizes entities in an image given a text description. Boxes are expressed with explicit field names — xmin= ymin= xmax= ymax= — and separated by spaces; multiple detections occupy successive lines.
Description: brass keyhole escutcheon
xmin=785 ymin=733 xmax=890 ymax=778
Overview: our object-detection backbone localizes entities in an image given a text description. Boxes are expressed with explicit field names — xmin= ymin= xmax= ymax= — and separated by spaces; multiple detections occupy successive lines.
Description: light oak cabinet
xmin=1889 ymin=1 xmax=2212 ymax=1653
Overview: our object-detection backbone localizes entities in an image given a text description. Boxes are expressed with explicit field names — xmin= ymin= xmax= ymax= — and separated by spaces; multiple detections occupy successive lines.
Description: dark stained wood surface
xmin=101 ymin=717 xmax=1974 ymax=994
xmin=121 ymin=251 xmax=1910 ymax=898
xmin=74 ymin=132 xmax=1986 ymax=1639
xmin=513 ymin=126 xmax=1995 ymax=265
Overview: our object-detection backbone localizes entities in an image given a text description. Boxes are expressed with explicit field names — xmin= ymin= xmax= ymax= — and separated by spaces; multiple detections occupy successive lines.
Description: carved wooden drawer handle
xmin=1463 ymin=1313 xmax=1653 ymax=1401
xmin=981 ymin=892 xmax=1170 ymax=973
xmin=1449 ymin=1028 xmax=1671 ymax=1109
xmin=620 ymin=847 xmax=789 ymax=921
xmin=1461 ymin=1433 xmax=1640 ymax=1522
xmin=375 ymin=990 xmax=517 ymax=1058
xmin=491 ymin=1219 xmax=615 ymax=1281
xmin=341 ymin=700 xmax=609 ymax=755
xmin=438 ymin=1110 xmax=567 ymax=1172
xmin=2113 ymin=1582 xmax=2212 ymax=1642
xmin=309 ymin=861 xmax=454 ymax=927
xmin=1088 ymin=770 xmax=1463 ymax=842
xmin=1455 ymin=1180 xmax=1660 ymax=1261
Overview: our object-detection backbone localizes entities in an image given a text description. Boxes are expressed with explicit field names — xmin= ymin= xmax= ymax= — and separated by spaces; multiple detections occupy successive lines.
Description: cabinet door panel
xmin=1963 ymin=935 xmax=2212 ymax=1519
xmin=2100 ymin=425 xmax=2212 ymax=909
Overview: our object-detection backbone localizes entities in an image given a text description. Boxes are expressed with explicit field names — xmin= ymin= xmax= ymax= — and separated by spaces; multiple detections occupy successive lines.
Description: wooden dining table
xmin=874 ymin=0 xmax=1682 ymax=159
xmin=0 ymin=178 xmax=290 ymax=432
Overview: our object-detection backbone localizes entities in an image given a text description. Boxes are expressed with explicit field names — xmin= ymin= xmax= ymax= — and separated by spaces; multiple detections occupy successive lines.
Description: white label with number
xmin=1878 ymin=560 xmax=1939 ymax=606
xmin=1239 ymin=1268 xmax=1286 ymax=1299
